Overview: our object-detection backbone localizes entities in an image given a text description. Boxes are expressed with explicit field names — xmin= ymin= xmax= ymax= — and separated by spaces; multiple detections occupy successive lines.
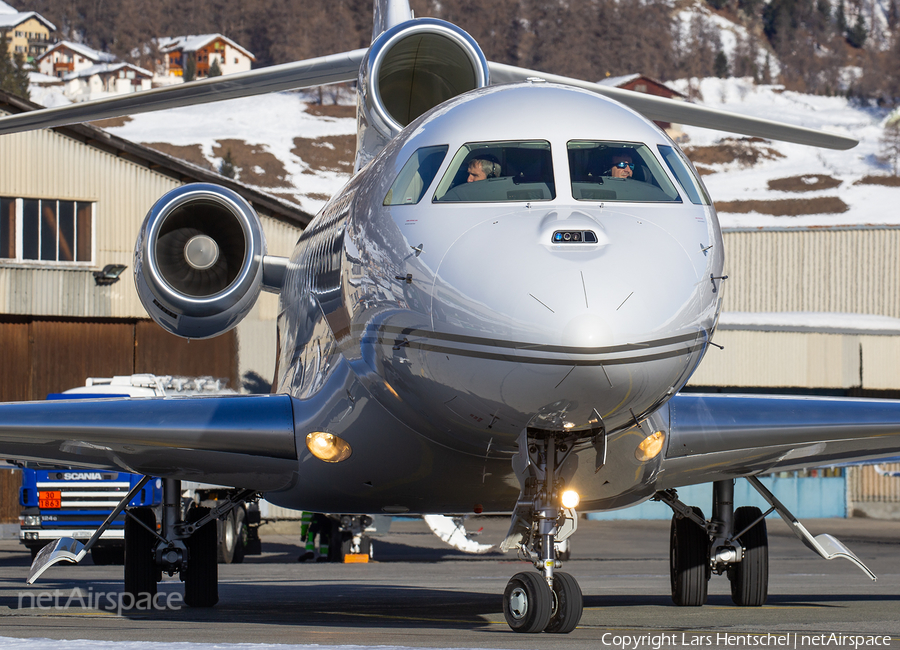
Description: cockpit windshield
xmin=433 ymin=140 xmax=556 ymax=203
xmin=568 ymin=141 xmax=681 ymax=203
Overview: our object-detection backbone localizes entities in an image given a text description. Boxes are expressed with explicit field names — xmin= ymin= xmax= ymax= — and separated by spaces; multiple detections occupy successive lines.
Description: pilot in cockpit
xmin=608 ymin=150 xmax=634 ymax=179
xmin=467 ymin=157 xmax=501 ymax=183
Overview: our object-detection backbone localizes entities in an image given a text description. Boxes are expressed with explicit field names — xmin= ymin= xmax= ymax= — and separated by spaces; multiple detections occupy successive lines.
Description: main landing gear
xmin=124 ymin=479 xmax=256 ymax=607
xmin=657 ymin=476 xmax=877 ymax=608
xmin=658 ymin=480 xmax=769 ymax=607
xmin=500 ymin=430 xmax=583 ymax=634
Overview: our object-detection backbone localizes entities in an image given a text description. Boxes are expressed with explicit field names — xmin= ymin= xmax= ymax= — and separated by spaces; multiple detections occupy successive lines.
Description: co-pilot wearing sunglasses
xmin=609 ymin=151 xmax=635 ymax=179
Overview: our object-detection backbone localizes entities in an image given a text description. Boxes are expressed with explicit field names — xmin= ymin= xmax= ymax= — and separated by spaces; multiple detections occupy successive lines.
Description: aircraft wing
xmin=0 ymin=48 xmax=367 ymax=136
xmin=488 ymin=62 xmax=858 ymax=150
xmin=0 ymin=395 xmax=299 ymax=492
xmin=659 ymin=393 xmax=900 ymax=489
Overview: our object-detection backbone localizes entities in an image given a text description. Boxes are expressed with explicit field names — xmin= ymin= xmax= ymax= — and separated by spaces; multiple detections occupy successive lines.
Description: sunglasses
xmin=614 ymin=161 xmax=635 ymax=169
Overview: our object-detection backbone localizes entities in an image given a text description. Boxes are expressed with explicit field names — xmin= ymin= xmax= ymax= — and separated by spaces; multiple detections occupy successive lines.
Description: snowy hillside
xmin=94 ymin=77 xmax=900 ymax=228
xmin=672 ymin=77 xmax=900 ymax=230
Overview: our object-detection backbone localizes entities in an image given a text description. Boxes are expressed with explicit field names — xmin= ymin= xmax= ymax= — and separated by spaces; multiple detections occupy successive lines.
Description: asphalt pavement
xmin=0 ymin=516 xmax=898 ymax=649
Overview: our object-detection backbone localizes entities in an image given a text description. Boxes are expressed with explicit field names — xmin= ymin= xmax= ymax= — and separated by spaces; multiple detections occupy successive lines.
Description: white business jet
xmin=0 ymin=0 xmax=897 ymax=635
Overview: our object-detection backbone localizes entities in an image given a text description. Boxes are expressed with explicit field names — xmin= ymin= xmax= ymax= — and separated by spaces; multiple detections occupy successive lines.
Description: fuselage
xmin=270 ymin=83 xmax=724 ymax=514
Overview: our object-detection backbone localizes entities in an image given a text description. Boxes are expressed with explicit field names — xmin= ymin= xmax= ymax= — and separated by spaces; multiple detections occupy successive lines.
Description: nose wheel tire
xmin=544 ymin=571 xmax=583 ymax=634
xmin=503 ymin=572 xmax=552 ymax=633
xmin=729 ymin=506 xmax=768 ymax=606
xmin=124 ymin=507 xmax=158 ymax=600
xmin=670 ymin=506 xmax=709 ymax=606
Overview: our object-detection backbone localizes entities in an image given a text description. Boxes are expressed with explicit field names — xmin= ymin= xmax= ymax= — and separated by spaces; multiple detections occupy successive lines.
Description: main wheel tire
xmin=232 ymin=506 xmax=247 ymax=564
xmin=545 ymin=571 xmax=583 ymax=634
xmin=184 ymin=506 xmax=218 ymax=607
xmin=217 ymin=509 xmax=236 ymax=564
xmin=670 ymin=506 xmax=709 ymax=606
xmin=503 ymin=571 xmax=553 ymax=633
xmin=124 ymin=507 xmax=158 ymax=600
xmin=92 ymin=546 xmax=125 ymax=566
xmin=729 ymin=506 xmax=768 ymax=606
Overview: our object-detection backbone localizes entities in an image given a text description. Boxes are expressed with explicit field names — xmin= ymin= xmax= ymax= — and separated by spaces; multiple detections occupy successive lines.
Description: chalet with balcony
xmin=0 ymin=0 xmax=55 ymax=62
xmin=156 ymin=34 xmax=255 ymax=79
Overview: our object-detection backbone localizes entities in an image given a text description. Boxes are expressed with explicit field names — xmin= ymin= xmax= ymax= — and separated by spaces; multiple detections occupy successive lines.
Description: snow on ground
xmin=671 ymin=76 xmax=899 ymax=230
xmin=0 ymin=641 xmax=472 ymax=650
xmin=101 ymin=90 xmax=357 ymax=216
xmin=719 ymin=311 xmax=900 ymax=334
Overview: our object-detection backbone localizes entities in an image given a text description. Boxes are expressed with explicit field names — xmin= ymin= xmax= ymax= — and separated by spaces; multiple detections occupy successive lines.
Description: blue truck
xmin=17 ymin=375 xmax=260 ymax=564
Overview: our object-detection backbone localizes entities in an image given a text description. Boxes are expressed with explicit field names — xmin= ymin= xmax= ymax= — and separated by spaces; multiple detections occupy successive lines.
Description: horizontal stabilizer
xmin=0 ymin=49 xmax=367 ymax=136
xmin=0 ymin=395 xmax=299 ymax=491
xmin=489 ymin=62 xmax=857 ymax=150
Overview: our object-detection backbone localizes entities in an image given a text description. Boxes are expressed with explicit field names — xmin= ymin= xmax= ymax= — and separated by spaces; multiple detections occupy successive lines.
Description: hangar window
xmin=433 ymin=140 xmax=555 ymax=203
xmin=0 ymin=197 xmax=93 ymax=264
xmin=568 ymin=141 xmax=681 ymax=203
xmin=384 ymin=145 xmax=448 ymax=206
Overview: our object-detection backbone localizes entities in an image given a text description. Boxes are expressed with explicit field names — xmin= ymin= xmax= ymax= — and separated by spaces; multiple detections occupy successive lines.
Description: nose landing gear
xmin=501 ymin=430 xmax=583 ymax=634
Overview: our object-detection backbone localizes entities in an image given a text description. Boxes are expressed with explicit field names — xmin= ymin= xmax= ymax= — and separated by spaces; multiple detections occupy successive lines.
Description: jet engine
xmin=134 ymin=183 xmax=266 ymax=339
xmin=357 ymin=18 xmax=489 ymax=165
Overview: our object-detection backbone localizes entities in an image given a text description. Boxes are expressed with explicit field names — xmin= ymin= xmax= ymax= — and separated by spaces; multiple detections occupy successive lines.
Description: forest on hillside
xmin=11 ymin=0 xmax=900 ymax=104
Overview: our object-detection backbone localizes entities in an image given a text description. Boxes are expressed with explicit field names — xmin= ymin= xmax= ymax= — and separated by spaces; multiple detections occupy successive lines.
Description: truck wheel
xmin=184 ymin=506 xmax=218 ymax=607
xmin=232 ymin=506 xmax=247 ymax=564
xmin=217 ymin=509 xmax=236 ymax=564
xmin=125 ymin=507 xmax=158 ymax=600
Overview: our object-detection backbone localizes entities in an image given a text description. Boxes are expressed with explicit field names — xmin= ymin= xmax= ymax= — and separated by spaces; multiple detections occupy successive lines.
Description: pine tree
xmin=183 ymin=55 xmax=196 ymax=82
xmin=836 ymin=0 xmax=848 ymax=32
xmin=0 ymin=32 xmax=31 ymax=100
xmin=714 ymin=50 xmax=729 ymax=78
xmin=208 ymin=57 xmax=222 ymax=77
xmin=846 ymin=13 xmax=868 ymax=48
xmin=218 ymin=149 xmax=236 ymax=179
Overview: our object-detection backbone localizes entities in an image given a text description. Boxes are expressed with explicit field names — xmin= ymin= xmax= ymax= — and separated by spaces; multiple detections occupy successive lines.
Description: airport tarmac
xmin=0 ymin=517 xmax=898 ymax=649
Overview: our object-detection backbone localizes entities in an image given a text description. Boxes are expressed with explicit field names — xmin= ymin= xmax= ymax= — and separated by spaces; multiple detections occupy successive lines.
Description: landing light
xmin=306 ymin=432 xmax=352 ymax=463
xmin=561 ymin=489 xmax=580 ymax=509
xmin=636 ymin=431 xmax=665 ymax=461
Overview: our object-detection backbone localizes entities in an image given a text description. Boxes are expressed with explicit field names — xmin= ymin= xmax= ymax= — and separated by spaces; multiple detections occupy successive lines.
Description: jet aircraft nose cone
xmin=421 ymin=207 xmax=710 ymax=438
xmin=431 ymin=208 xmax=700 ymax=347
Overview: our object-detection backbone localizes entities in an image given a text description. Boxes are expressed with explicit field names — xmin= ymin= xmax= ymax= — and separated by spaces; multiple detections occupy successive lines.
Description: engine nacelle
xmin=134 ymin=183 xmax=266 ymax=339
xmin=357 ymin=18 xmax=489 ymax=167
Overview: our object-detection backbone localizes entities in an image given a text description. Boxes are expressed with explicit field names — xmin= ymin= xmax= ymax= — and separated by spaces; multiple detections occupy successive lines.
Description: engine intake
xmin=362 ymin=19 xmax=489 ymax=139
xmin=134 ymin=183 xmax=266 ymax=339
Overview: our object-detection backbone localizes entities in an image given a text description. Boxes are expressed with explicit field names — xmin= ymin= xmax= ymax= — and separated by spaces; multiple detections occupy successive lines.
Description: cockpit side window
xmin=433 ymin=140 xmax=556 ymax=203
xmin=657 ymin=145 xmax=712 ymax=206
xmin=568 ymin=141 xmax=681 ymax=203
xmin=383 ymin=145 xmax=449 ymax=206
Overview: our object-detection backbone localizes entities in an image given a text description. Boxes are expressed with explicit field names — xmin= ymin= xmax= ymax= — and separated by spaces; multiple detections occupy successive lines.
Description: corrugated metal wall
xmin=848 ymin=464 xmax=900 ymax=502
xmin=722 ymin=228 xmax=900 ymax=317
xmin=687 ymin=331 xmax=900 ymax=389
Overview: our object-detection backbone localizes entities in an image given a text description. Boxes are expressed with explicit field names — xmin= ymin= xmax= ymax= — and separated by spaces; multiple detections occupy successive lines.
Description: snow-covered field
xmin=672 ymin=77 xmax=899 ymax=230
xmin=77 ymin=76 xmax=900 ymax=227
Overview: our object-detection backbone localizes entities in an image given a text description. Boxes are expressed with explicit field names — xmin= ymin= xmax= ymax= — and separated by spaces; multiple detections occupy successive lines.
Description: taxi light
xmin=561 ymin=489 xmax=580 ymax=509
xmin=636 ymin=431 xmax=665 ymax=461
xmin=306 ymin=432 xmax=352 ymax=463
